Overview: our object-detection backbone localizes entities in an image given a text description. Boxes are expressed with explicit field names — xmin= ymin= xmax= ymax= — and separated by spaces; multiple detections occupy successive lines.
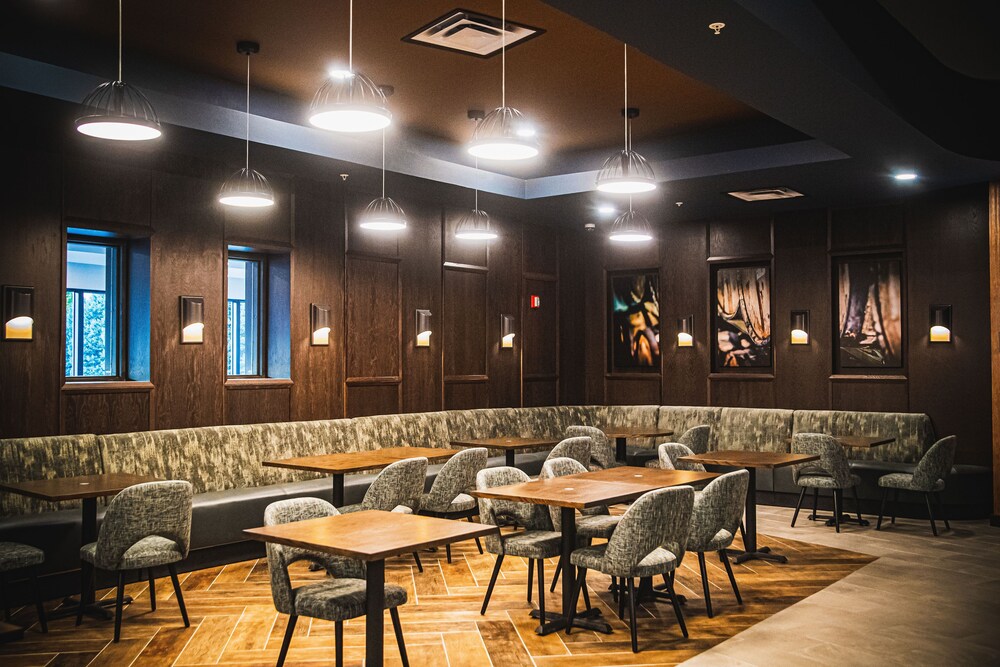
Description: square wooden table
xmin=679 ymin=451 xmax=819 ymax=564
xmin=601 ymin=426 xmax=674 ymax=464
xmin=263 ymin=446 xmax=460 ymax=507
xmin=471 ymin=467 xmax=717 ymax=635
xmin=450 ymin=437 xmax=560 ymax=467
xmin=245 ymin=510 xmax=496 ymax=667
xmin=0 ymin=472 xmax=161 ymax=620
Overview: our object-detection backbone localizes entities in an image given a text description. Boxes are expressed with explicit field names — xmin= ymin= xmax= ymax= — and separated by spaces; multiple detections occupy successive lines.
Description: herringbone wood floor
xmin=1 ymin=530 xmax=874 ymax=666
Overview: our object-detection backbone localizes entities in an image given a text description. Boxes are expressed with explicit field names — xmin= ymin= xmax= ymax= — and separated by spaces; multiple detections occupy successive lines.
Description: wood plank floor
xmin=0 ymin=531 xmax=874 ymax=666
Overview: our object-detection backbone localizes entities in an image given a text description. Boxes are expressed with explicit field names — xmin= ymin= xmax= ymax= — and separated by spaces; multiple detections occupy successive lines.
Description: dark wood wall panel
xmin=443 ymin=269 xmax=488 ymax=378
xmin=63 ymin=157 xmax=151 ymax=228
xmin=523 ymin=379 xmax=558 ymax=407
xmin=444 ymin=208 xmax=488 ymax=267
xmin=662 ymin=220 xmax=709 ymax=406
xmin=558 ymin=234 xmax=586 ymax=405
xmin=709 ymin=377 xmax=777 ymax=408
xmin=522 ymin=278 xmax=557 ymax=378
xmin=829 ymin=377 xmax=909 ymax=413
xmin=444 ymin=381 xmax=489 ymax=411
xmin=226 ymin=385 xmax=291 ymax=425
xmin=605 ymin=377 xmax=661 ymax=405
xmin=401 ymin=203 xmax=443 ymax=414
xmin=223 ymin=176 xmax=292 ymax=247
xmin=829 ymin=203 xmax=905 ymax=250
xmin=61 ymin=388 xmax=152 ymax=435
xmin=345 ymin=191 xmax=399 ymax=259
xmin=345 ymin=256 xmax=400 ymax=380
xmin=709 ymin=218 xmax=771 ymax=258
xmin=488 ymin=217 xmax=523 ymax=408
xmin=346 ymin=383 xmax=401 ymax=418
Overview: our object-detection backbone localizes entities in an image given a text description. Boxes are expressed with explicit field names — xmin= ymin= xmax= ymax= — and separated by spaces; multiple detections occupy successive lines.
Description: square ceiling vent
xmin=403 ymin=9 xmax=544 ymax=58
xmin=727 ymin=187 xmax=805 ymax=202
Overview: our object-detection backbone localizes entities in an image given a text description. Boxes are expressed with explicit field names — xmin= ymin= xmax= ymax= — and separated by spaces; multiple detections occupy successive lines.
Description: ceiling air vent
xmin=727 ymin=187 xmax=804 ymax=202
xmin=403 ymin=10 xmax=544 ymax=58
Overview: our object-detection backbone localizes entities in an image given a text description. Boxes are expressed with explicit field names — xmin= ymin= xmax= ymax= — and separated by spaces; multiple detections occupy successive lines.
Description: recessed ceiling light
xmin=894 ymin=172 xmax=918 ymax=181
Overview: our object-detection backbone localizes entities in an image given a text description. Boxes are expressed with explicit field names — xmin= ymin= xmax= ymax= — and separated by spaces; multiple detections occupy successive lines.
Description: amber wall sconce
xmin=3 ymin=285 xmax=34 ymax=341
xmin=311 ymin=303 xmax=331 ymax=346
xmin=791 ymin=310 xmax=810 ymax=345
xmin=677 ymin=315 xmax=693 ymax=347
xmin=415 ymin=309 xmax=432 ymax=347
xmin=180 ymin=296 xmax=204 ymax=344
xmin=929 ymin=304 xmax=952 ymax=343
xmin=501 ymin=314 xmax=515 ymax=349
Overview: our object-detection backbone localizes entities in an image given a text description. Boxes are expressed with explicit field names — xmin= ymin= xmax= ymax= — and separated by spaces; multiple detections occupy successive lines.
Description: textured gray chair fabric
xmin=544 ymin=436 xmax=591 ymax=470
xmin=877 ymin=436 xmax=956 ymax=536
xmin=419 ymin=448 xmax=488 ymax=562
xmin=539 ymin=458 xmax=619 ymax=538
xmin=790 ymin=433 xmax=862 ymax=533
xmin=687 ymin=470 xmax=748 ymax=617
xmin=0 ymin=541 xmax=47 ymax=633
xmin=649 ymin=442 xmax=706 ymax=472
xmin=338 ymin=457 xmax=428 ymax=514
xmin=263 ymin=498 xmax=409 ymax=667
xmin=566 ymin=425 xmax=616 ymax=470
xmin=678 ymin=425 xmax=711 ymax=455
xmin=78 ymin=481 xmax=192 ymax=641
xmin=567 ymin=486 xmax=695 ymax=651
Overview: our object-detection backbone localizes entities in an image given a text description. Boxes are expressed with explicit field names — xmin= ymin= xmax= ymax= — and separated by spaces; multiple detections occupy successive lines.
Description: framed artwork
xmin=712 ymin=263 xmax=772 ymax=370
xmin=608 ymin=271 xmax=660 ymax=372
xmin=835 ymin=255 xmax=903 ymax=369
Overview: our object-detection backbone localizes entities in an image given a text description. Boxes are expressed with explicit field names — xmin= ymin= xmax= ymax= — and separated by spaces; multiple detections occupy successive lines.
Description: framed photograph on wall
xmin=608 ymin=271 xmax=660 ymax=373
xmin=835 ymin=255 xmax=904 ymax=369
xmin=712 ymin=263 xmax=772 ymax=370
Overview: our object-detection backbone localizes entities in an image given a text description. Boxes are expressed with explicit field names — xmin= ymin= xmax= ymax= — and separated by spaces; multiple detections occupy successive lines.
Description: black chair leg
xmin=664 ymin=571 xmax=688 ymax=639
xmin=738 ymin=521 xmax=747 ymax=547
xmin=535 ymin=558 xmax=546 ymax=631
xmin=148 ymin=568 xmax=156 ymax=611
xmin=550 ymin=560 xmax=561 ymax=593
xmin=480 ymin=555 xmax=503 ymax=615
xmin=31 ymin=567 xmax=48 ymax=633
xmin=852 ymin=486 xmax=864 ymax=524
xmin=791 ymin=487 xmax=806 ymax=527
xmin=0 ymin=573 xmax=8 ymax=622
xmin=113 ymin=571 xmax=125 ymax=643
xmin=581 ymin=578 xmax=591 ymax=611
xmin=626 ymin=577 xmax=639 ymax=653
xmin=618 ymin=575 xmax=626 ymax=620
xmin=75 ymin=565 xmax=89 ymax=626
xmin=719 ymin=550 xmax=742 ymax=605
xmin=412 ymin=552 xmax=423 ymax=573
xmin=467 ymin=516 xmax=484 ymax=554
xmin=876 ymin=488 xmax=887 ymax=530
xmin=832 ymin=489 xmax=842 ymax=533
xmin=697 ymin=552 xmax=713 ymax=618
xmin=168 ymin=563 xmax=189 ymax=627
xmin=335 ymin=620 xmax=343 ymax=667
xmin=812 ymin=488 xmax=819 ymax=519
xmin=527 ymin=558 xmax=534 ymax=603
xmin=925 ymin=493 xmax=939 ymax=536
xmin=277 ymin=615 xmax=297 ymax=667
xmin=566 ymin=568 xmax=586 ymax=634
xmin=445 ymin=544 xmax=452 ymax=564
xmin=391 ymin=607 xmax=409 ymax=667
xmin=891 ymin=489 xmax=899 ymax=524
xmin=936 ymin=493 xmax=950 ymax=530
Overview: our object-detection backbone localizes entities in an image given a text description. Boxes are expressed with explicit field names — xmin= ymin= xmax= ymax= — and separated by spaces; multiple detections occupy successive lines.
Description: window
xmin=65 ymin=239 xmax=122 ymax=379
xmin=227 ymin=254 xmax=265 ymax=376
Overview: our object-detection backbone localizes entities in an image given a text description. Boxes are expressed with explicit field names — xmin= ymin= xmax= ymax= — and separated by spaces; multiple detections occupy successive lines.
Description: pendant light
xmin=608 ymin=197 xmax=653 ymax=242
xmin=75 ymin=0 xmax=161 ymax=141
xmin=219 ymin=42 xmax=274 ymax=208
xmin=596 ymin=44 xmax=656 ymax=193
xmin=360 ymin=129 xmax=406 ymax=230
xmin=455 ymin=158 xmax=498 ymax=240
xmin=309 ymin=0 xmax=391 ymax=133
xmin=467 ymin=0 xmax=538 ymax=161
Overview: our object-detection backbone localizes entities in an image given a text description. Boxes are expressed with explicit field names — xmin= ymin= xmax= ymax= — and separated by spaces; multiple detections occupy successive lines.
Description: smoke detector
xmin=727 ymin=187 xmax=804 ymax=202
xmin=403 ymin=9 xmax=544 ymax=58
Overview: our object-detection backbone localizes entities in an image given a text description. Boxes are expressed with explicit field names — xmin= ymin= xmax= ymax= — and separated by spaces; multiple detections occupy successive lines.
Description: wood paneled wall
xmin=989 ymin=183 xmax=1000 ymax=524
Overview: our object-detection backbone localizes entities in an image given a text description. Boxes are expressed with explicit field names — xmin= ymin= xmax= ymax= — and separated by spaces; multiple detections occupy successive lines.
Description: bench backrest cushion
xmin=0 ymin=434 xmax=103 ymax=516
xmin=657 ymin=407 xmax=722 ymax=446
xmin=716 ymin=408 xmax=794 ymax=453
xmin=353 ymin=411 xmax=450 ymax=450
xmin=792 ymin=410 xmax=933 ymax=463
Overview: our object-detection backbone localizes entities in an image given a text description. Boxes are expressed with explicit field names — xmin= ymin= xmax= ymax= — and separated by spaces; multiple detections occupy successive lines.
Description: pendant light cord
xmin=381 ymin=128 xmax=386 ymax=198
xmin=623 ymin=43 xmax=628 ymax=151
xmin=501 ymin=0 xmax=506 ymax=108
xmin=245 ymin=52 xmax=251 ymax=169
xmin=348 ymin=0 xmax=354 ymax=72
xmin=474 ymin=156 xmax=479 ymax=210
xmin=117 ymin=0 xmax=123 ymax=82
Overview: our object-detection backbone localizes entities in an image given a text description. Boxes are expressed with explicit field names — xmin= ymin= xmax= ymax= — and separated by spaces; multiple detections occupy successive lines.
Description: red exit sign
xmin=529 ymin=295 xmax=541 ymax=309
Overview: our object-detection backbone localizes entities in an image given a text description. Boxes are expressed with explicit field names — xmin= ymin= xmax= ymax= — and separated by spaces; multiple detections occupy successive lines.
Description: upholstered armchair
xmin=686 ymin=470 xmax=748 ymax=617
xmin=418 ymin=448 xmax=488 ymax=561
xmin=565 ymin=425 xmax=616 ymax=470
xmin=544 ymin=436 xmax=592 ymax=470
xmin=0 ymin=542 xmax=47 ymax=634
xmin=877 ymin=436 xmax=957 ymax=536
xmin=791 ymin=434 xmax=863 ymax=532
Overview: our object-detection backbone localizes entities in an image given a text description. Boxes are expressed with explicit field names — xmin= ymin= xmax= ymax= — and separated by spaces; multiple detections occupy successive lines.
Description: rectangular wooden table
xmin=0 ymin=472 xmax=161 ymax=620
xmin=472 ymin=467 xmax=717 ymax=635
xmin=679 ymin=451 xmax=819 ymax=564
xmin=450 ymin=437 xmax=560 ymax=467
xmin=263 ymin=446 xmax=461 ymax=507
xmin=245 ymin=510 xmax=496 ymax=667
xmin=602 ymin=426 xmax=674 ymax=464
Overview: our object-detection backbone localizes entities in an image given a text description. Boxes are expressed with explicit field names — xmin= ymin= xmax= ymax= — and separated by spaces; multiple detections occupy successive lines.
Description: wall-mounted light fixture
xmin=311 ymin=303 xmax=331 ymax=346
xmin=2 ymin=286 xmax=34 ymax=341
xmin=677 ymin=315 xmax=693 ymax=347
xmin=415 ymin=309 xmax=432 ymax=347
xmin=500 ymin=314 xmax=515 ymax=349
xmin=929 ymin=304 xmax=952 ymax=343
xmin=791 ymin=310 xmax=810 ymax=345
xmin=180 ymin=296 xmax=204 ymax=344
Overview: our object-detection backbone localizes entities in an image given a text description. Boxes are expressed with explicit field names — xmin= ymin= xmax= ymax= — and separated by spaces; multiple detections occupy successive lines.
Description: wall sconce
xmin=500 ymin=314 xmax=515 ymax=349
xmin=929 ymin=304 xmax=952 ymax=343
xmin=311 ymin=303 xmax=331 ymax=346
xmin=2 ymin=285 xmax=34 ymax=341
xmin=180 ymin=296 xmax=204 ymax=344
xmin=677 ymin=315 xmax=693 ymax=347
xmin=415 ymin=309 xmax=432 ymax=347
xmin=791 ymin=310 xmax=810 ymax=345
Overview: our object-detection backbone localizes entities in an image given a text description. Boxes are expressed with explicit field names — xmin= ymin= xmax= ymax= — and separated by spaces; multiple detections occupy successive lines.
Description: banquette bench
xmin=0 ymin=404 xmax=989 ymax=600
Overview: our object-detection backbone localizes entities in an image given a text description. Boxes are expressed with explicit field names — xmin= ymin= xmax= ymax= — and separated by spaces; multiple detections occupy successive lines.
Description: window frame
xmin=226 ymin=250 xmax=268 ymax=378
xmin=64 ymin=234 xmax=127 ymax=382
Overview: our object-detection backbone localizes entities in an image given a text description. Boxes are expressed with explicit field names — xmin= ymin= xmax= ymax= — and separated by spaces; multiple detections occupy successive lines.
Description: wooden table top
xmin=450 ymin=437 xmax=560 ymax=450
xmin=579 ymin=466 xmax=718 ymax=487
xmin=263 ymin=446 xmax=460 ymax=475
xmin=0 ymin=473 xmax=162 ymax=502
xmin=602 ymin=426 xmax=674 ymax=439
xmin=244 ymin=509 xmax=497 ymax=561
xmin=679 ymin=450 xmax=820 ymax=469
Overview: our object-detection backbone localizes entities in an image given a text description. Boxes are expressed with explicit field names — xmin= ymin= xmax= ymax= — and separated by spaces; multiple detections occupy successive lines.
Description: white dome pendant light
xmin=75 ymin=0 xmax=161 ymax=141
xmin=455 ymin=159 xmax=498 ymax=240
xmin=219 ymin=41 xmax=274 ymax=208
xmin=609 ymin=196 xmax=653 ymax=243
xmin=468 ymin=0 xmax=538 ymax=161
xmin=596 ymin=44 xmax=656 ymax=194
xmin=308 ymin=0 xmax=391 ymax=133
xmin=360 ymin=129 xmax=407 ymax=230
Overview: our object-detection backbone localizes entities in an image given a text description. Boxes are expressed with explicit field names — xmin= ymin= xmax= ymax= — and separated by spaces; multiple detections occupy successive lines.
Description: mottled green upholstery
xmin=792 ymin=410 xmax=933 ymax=463
xmin=657 ymin=407 xmax=722 ymax=448
xmin=444 ymin=407 xmax=568 ymax=458
xmin=573 ymin=405 xmax=660 ymax=448
xmin=715 ymin=408 xmax=794 ymax=453
xmin=0 ymin=435 xmax=102 ymax=517
xmin=353 ymin=412 xmax=450 ymax=450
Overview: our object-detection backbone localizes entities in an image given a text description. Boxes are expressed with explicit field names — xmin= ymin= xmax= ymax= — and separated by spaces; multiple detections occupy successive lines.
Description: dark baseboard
xmin=991 ymin=514 xmax=1000 ymax=528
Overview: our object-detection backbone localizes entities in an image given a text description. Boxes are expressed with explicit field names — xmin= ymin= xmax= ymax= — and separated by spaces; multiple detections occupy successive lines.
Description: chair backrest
xmin=545 ymin=436 xmax=591 ymax=469
xmin=566 ymin=425 xmax=615 ymax=469
xmin=677 ymin=425 xmax=711 ymax=455
xmin=94 ymin=481 xmax=193 ymax=570
xmin=539 ymin=457 xmax=608 ymax=529
xmin=476 ymin=466 xmax=552 ymax=554
xmin=422 ymin=448 xmax=487 ymax=513
xmin=361 ymin=457 xmax=428 ymax=512
xmin=791 ymin=433 xmax=853 ymax=487
xmin=912 ymin=436 xmax=957 ymax=491
xmin=263 ymin=498 xmax=365 ymax=615
xmin=657 ymin=442 xmax=706 ymax=472
xmin=603 ymin=486 xmax=694 ymax=574
xmin=687 ymin=470 xmax=749 ymax=552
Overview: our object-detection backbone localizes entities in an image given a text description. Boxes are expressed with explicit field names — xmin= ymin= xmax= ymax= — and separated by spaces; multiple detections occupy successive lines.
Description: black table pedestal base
xmin=49 ymin=595 xmax=133 ymax=621
xmin=808 ymin=512 xmax=870 ymax=527
xmin=724 ymin=546 xmax=788 ymax=564
xmin=530 ymin=607 xmax=611 ymax=635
